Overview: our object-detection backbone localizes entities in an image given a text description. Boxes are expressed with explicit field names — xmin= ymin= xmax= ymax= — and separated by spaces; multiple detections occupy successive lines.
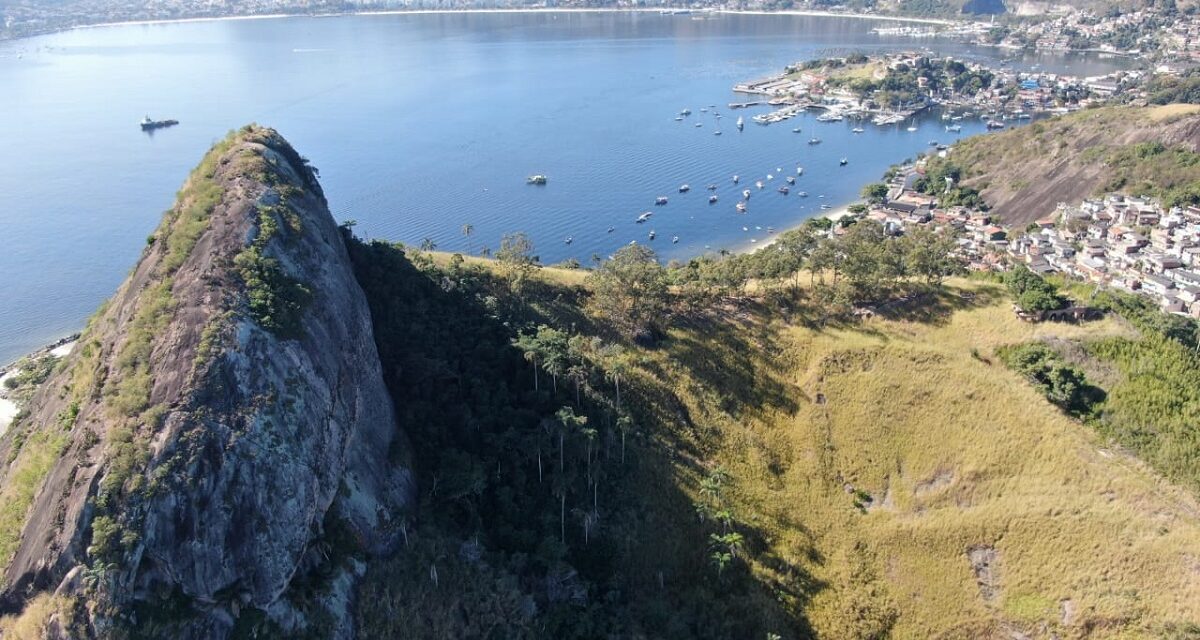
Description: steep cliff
xmin=0 ymin=125 xmax=413 ymax=638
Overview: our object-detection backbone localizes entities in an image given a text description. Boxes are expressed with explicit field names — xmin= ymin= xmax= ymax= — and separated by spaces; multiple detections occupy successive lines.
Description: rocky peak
xmin=0 ymin=125 xmax=413 ymax=637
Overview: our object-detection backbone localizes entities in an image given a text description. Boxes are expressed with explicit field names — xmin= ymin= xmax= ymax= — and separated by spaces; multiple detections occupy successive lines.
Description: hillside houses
xmin=1006 ymin=195 xmax=1200 ymax=318
xmin=859 ymin=163 xmax=1200 ymax=319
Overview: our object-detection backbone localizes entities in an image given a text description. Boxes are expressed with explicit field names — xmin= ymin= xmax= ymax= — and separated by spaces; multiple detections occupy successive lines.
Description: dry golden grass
xmin=1146 ymin=103 xmax=1200 ymax=122
xmin=426 ymin=251 xmax=590 ymax=286
xmin=643 ymin=278 xmax=1200 ymax=638
xmin=0 ymin=594 xmax=75 ymax=639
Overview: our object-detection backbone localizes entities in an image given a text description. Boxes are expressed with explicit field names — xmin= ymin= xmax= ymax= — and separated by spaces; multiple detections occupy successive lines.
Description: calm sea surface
xmin=0 ymin=11 xmax=1131 ymax=364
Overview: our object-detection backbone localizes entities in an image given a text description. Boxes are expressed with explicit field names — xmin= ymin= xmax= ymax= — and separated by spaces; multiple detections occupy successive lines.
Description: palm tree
xmin=603 ymin=348 xmax=629 ymax=408
xmin=513 ymin=332 xmax=540 ymax=391
xmin=480 ymin=246 xmax=491 ymax=258
xmin=555 ymin=406 xmax=586 ymax=474
xmin=568 ymin=364 xmax=588 ymax=407
xmin=461 ymin=223 xmax=474 ymax=255
xmin=420 ymin=237 xmax=437 ymax=252
xmin=616 ymin=415 xmax=633 ymax=464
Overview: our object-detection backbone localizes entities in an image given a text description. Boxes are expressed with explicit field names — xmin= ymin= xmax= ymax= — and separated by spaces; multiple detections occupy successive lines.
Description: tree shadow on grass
xmin=347 ymin=239 xmax=824 ymax=640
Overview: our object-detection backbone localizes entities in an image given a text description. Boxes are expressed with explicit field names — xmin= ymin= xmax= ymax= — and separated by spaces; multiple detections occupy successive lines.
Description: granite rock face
xmin=0 ymin=125 xmax=413 ymax=637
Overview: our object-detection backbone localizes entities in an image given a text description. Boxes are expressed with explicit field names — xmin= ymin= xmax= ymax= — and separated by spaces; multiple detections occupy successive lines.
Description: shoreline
xmin=43 ymin=7 xmax=957 ymax=38
xmin=0 ymin=334 xmax=79 ymax=434
xmin=737 ymin=203 xmax=856 ymax=255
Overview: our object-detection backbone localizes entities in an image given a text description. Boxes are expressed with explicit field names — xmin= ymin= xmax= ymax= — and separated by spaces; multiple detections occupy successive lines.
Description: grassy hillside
xmin=345 ymin=240 xmax=1200 ymax=638
xmin=932 ymin=105 xmax=1200 ymax=226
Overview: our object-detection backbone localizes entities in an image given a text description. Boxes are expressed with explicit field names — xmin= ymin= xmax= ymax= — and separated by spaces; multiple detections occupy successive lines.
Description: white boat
xmin=732 ymin=174 xmax=740 ymax=184
xmin=906 ymin=125 xmax=918 ymax=132
xmin=945 ymin=124 xmax=962 ymax=132
xmin=694 ymin=122 xmax=703 ymax=128
xmin=797 ymin=191 xmax=808 ymax=197
xmin=852 ymin=127 xmax=865 ymax=133
xmin=839 ymin=158 xmax=848 ymax=166
xmin=793 ymin=127 xmax=802 ymax=133
xmin=655 ymin=196 xmax=669 ymax=205
xmin=808 ymin=138 xmax=821 ymax=145
xmin=607 ymin=226 xmax=615 ymax=233
xmin=648 ymin=230 xmax=656 ymax=240
xmin=526 ymin=174 xmax=548 ymax=185
xmin=786 ymin=176 xmax=795 ymax=184
xmin=679 ymin=184 xmax=690 ymax=193
xmin=564 ymin=236 xmax=573 ymax=245
xmin=674 ymin=116 xmax=684 ymax=121
xmin=709 ymin=195 xmax=719 ymax=203
xmin=766 ymin=174 xmax=774 ymax=181
xmin=680 ymin=109 xmax=691 ymax=116
xmin=736 ymin=116 xmax=744 ymax=131
xmin=713 ymin=131 xmax=722 ymax=136
xmin=778 ymin=186 xmax=789 ymax=195
xmin=636 ymin=212 xmax=653 ymax=223
xmin=707 ymin=184 xmax=717 ymax=191
xmin=736 ymin=202 xmax=747 ymax=213
xmin=796 ymin=167 xmax=804 ymax=175
xmin=742 ymin=189 xmax=751 ymax=199
xmin=755 ymin=181 xmax=764 ymax=189
xmin=672 ymin=236 xmax=680 ymax=244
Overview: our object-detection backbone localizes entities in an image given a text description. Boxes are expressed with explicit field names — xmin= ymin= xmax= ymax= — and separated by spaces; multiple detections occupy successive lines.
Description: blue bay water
xmin=0 ymin=11 xmax=1130 ymax=364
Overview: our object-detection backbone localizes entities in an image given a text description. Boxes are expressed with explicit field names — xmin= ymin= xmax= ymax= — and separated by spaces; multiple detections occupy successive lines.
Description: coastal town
xmin=851 ymin=160 xmax=1200 ymax=319
xmin=731 ymin=51 xmax=1112 ymax=129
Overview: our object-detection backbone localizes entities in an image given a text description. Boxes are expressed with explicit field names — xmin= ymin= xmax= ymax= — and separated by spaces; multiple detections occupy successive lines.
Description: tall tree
xmin=587 ymin=244 xmax=669 ymax=340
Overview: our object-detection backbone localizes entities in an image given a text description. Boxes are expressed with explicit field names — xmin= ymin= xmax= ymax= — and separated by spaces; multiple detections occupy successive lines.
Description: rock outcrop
xmin=0 ymin=125 xmax=413 ymax=637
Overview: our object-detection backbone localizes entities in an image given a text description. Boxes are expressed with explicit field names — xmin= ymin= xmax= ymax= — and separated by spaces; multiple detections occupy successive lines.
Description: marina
xmin=0 ymin=10 xmax=1129 ymax=364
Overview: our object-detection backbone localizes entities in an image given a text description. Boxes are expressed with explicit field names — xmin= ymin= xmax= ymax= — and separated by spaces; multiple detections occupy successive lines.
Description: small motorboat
xmin=796 ymin=167 xmax=804 ymax=175
xmin=695 ymin=122 xmax=703 ymax=128
xmin=742 ymin=189 xmax=751 ymax=199
xmin=797 ymin=191 xmax=808 ymax=197
xmin=792 ymin=127 xmax=802 ymax=133
xmin=778 ymin=186 xmax=789 ymax=195
xmin=839 ymin=158 xmax=848 ymax=166
xmin=852 ymin=127 xmax=864 ymax=133
xmin=732 ymin=175 xmax=740 ymax=184
xmin=648 ymin=230 xmax=656 ymax=240
xmin=526 ymin=175 xmax=548 ymax=185
xmin=607 ymin=226 xmax=615 ymax=233
xmin=636 ymin=212 xmax=653 ymax=223
xmin=766 ymin=174 xmax=774 ymax=181
xmin=564 ymin=236 xmax=574 ymax=245
xmin=755 ymin=181 xmax=764 ymax=189
xmin=675 ymin=116 xmax=684 ymax=121
xmin=655 ymin=196 xmax=669 ymax=205
xmin=672 ymin=236 xmax=680 ymax=244
xmin=707 ymin=184 xmax=718 ymax=191
xmin=679 ymin=184 xmax=690 ymax=193
xmin=786 ymin=176 xmax=795 ymax=184
xmin=709 ymin=194 xmax=719 ymax=203
xmin=736 ymin=202 xmax=747 ymax=213
xmin=808 ymin=138 xmax=821 ymax=145
xmin=713 ymin=131 xmax=722 ymax=136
